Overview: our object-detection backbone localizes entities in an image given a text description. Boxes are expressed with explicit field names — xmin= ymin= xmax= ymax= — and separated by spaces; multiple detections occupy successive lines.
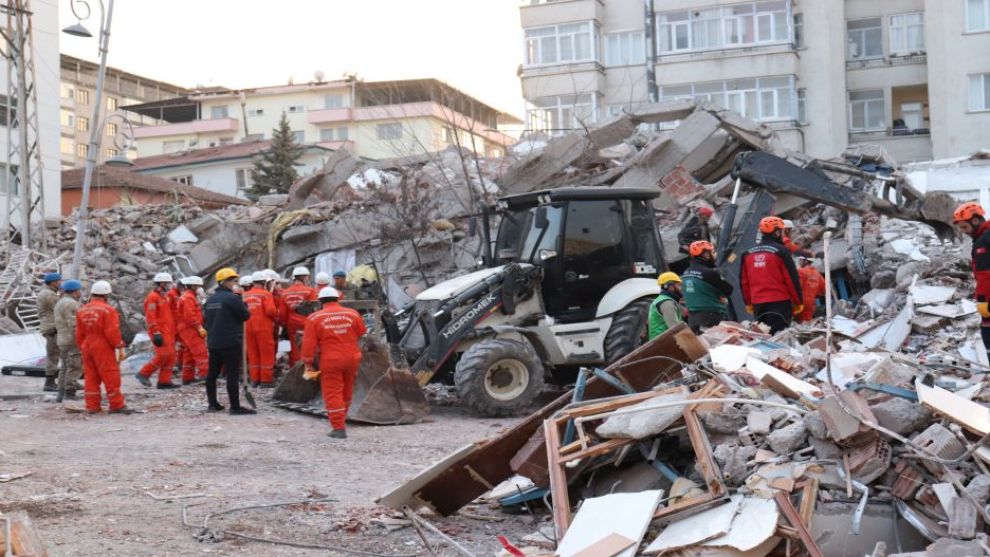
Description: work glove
xmin=198 ymin=327 xmax=208 ymax=339
xmin=979 ymin=302 xmax=990 ymax=319
xmin=302 ymin=367 xmax=321 ymax=381
xmin=745 ymin=305 xmax=754 ymax=315
xmin=792 ymin=304 xmax=804 ymax=316
xmin=152 ymin=333 xmax=164 ymax=347
xmin=115 ymin=347 xmax=126 ymax=363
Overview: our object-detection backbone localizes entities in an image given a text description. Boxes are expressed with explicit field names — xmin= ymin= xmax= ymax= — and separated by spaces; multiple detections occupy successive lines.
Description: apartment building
xmin=518 ymin=0 xmax=990 ymax=162
xmin=59 ymin=54 xmax=188 ymax=169
xmin=124 ymin=78 xmax=521 ymax=161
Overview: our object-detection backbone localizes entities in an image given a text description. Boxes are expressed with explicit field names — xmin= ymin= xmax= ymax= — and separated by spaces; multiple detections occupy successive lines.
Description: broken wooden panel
xmin=0 ymin=511 xmax=49 ymax=557
xmin=378 ymin=322 xmax=706 ymax=516
xmin=612 ymin=111 xmax=722 ymax=190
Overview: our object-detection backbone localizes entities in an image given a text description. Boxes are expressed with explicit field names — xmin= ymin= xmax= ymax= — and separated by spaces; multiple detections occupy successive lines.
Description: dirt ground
xmin=0 ymin=374 xmax=549 ymax=556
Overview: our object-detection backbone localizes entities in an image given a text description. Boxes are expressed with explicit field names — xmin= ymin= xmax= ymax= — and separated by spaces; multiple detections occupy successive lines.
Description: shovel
xmin=241 ymin=322 xmax=256 ymax=409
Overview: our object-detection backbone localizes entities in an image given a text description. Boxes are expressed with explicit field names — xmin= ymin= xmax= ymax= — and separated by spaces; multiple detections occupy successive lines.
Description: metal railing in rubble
xmin=0 ymin=245 xmax=65 ymax=332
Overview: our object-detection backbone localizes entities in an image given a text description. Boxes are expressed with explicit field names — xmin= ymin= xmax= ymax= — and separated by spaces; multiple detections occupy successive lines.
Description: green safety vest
xmin=683 ymin=273 xmax=728 ymax=314
xmin=648 ymin=293 xmax=679 ymax=339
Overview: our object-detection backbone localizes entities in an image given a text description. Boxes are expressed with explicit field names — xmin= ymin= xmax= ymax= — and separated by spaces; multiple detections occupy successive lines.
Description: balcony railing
xmin=132 ymin=117 xmax=240 ymax=139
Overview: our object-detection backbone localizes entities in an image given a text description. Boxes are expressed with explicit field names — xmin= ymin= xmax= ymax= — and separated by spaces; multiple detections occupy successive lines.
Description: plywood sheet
xmin=557 ymin=490 xmax=664 ymax=557
xmin=916 ymin=380 xmax=990 ymax=435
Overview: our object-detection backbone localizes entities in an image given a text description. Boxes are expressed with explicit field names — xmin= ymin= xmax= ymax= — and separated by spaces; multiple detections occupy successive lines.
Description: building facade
xmin=518 ymin=0 xmax=990 ymax=161
xmin=59 ymin=54 xmax=188 ymax=169
xmin=126 ymin=78 xmax=520 ymax=161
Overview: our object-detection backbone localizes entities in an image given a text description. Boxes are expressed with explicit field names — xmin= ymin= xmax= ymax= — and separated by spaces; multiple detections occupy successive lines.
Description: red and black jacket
xmin=971 ymin=221 xmax=990 ymax=308
xmin=740 ymin=237 xmax=803 ymax=306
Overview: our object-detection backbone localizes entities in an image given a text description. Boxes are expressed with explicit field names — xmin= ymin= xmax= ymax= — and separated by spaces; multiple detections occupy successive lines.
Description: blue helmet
xmin=43 ymin=272 xmax=62 ymax=284
xmin=333 ymin=270 xmax=347 ymax=278
xmin=62 ymin=279 xmax=82 ymax=293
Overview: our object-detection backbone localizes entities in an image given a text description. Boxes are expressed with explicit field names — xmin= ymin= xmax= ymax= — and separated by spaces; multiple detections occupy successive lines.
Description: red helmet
xmin=689 ymin=240 xmax=714 ymax=257
xmin=954 ymin=202 xmax=985 ymax=223
xmin=697 ymin=207 xmax=714 ymax=218
xmin=759 ymin=216 xmax=786 ymax=234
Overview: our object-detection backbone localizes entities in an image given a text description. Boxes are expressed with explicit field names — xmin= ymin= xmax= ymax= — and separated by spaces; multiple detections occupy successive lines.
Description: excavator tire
xmin=454 ymin=338 xmax=544 ymax=417
xmin=603 ymin=297 xmax=654 ymax=364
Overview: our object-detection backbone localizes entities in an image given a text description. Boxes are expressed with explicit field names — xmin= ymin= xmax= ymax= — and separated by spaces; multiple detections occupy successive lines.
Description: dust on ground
xmin=0 ymin=375 xmax=549 ymax=556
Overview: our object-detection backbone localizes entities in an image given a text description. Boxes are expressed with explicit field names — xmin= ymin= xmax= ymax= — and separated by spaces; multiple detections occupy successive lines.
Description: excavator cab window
xmin=494 ymin=205 xmax=563 ymax=265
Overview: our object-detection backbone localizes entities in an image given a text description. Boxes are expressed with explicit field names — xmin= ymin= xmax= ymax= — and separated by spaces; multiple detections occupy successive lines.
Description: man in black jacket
xmin=682 ymin=241 xmax=733 ymax=333
xmin=203 ymin=268 xmax=252 ymax=414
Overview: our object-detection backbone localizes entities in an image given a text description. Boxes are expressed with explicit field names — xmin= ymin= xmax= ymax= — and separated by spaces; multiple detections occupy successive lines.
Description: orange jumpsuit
xmin=139 ymin=288 xmax=176 ymax=384
xmin=279 ymin=282 xmax=317 ymax=365
xmin=301 ymin=302 xmax=366 ymax=430
xmin=798 ymin=265 xmax=826 ymax=322
xmin=76 ymin=298 xmax=126 ymax=412
xmin=176 ymin=289 xmax=208 ymax=381
xmin=166 ymin=286 xmax=184 ymax=373
xmin=243 ymin=285 xmax=277 ymax=383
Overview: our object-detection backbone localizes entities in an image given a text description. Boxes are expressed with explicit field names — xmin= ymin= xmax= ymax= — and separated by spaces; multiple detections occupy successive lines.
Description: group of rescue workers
xmin=37 ymin=266 xmax=364 ymax=439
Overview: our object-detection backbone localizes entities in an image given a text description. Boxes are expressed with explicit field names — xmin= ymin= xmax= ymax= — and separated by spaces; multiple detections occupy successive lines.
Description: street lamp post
xmin=63 ymin=0 xmax=116 ymax=280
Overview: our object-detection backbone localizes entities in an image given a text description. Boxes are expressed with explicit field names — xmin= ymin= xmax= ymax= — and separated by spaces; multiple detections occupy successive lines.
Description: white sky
xmin=57 ymin=0 xmax=526 ymax=120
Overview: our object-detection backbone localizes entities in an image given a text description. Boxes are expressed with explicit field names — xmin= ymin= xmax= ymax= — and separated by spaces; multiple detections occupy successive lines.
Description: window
xmin=60 ymin=109 xmax=74 ymax=128
xmin=970 ymin=73 xmax=990 ymax=111
xmin=324 ymin=94 xmax=345 ymax=109
xmin=106 ymin=123 xmax=118 ymax=137
xmin=163 ymin=140 xmax=185 ymax=153
xmin=336 ymin=127 xmax=348 ymax=141
xmin=967 ymin=0 xmax=990 ymax=32
xmin=245 ymin=133 xmax=264 ymax=142
xmin=890 ymin=13 xmax=924 ymax=54
xmin=376 ymin=123 xmax=402 ymax=140
xmin=106 ymin=97 xmax=118 ymax=111
xmin=219 ymin=137 xmax=233 ymax=146
xmin=105 ymin=148 xmax=119 ymax=158
xmin=527 ymin=94 xmax=600 ymax=133
xmin=290 ymin=130 xmax=304 ymax=143
xmin=0 ymin=95 xmax=16 ymax=128
xmin=660 ymin=76 xmax=795 ymax=121
xmin=247 ymin=108 xmax=264 ymax=117
xmin=175 ymin=175 xmax=193 ymax=186
xmin=235 ymin=168 xmax=251 ymax=192
xmin=318 ymin=127 xmax=349 ymax=142
xmin=657 ymin=1 xmax=789 ymax=54
xmin=287 ymin=105 xmax=305 ymax=113
xmin=847 ymin=18 xmax=883 ymax=59
xmin=849 ymin=90 xmax=886 ymax=131
xmin=524 ymin=22 xmax=598 ymax=66
xmin=76 ymin=143 xmax=88 ymax=158
xmin=0 ymin=163 xmax=18 ymax=195
xmin=605 ymin=31 xmax=645 ymax=66
xmin=210 ymin=105 xmax=229 ymax=119
xmin=793 ymin=13 xmax=804 ymax=48
xmin=899 ymin=102 xmax=924 ymax=130
xmin=76 ymin=116 xmax=89 ymax=132
xmin=797 ymin=88 xmax=807 ymax=124
xmin=76 ymin=89 xmax=89 ymax=104
xmin=60 ymin=137 xmax=73 ymax=155
xmin=443 ymin=126 xmax=456 ymax=144
xmin=60 ymin=84 xmax=73 ymax=99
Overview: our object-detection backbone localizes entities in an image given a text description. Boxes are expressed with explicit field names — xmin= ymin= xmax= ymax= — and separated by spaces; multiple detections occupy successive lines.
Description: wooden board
xmin=556 ymin=491 xmax=664 ymax=557
xmin=1 ymin=511 xmax=49 ymax=557
xmin=571 ymin=533 xmax=637 ymax=557
xmin=745 ymin=357 xmax=821 ymax=400
xmin=915 ymin=380 xmax=990 ymax=435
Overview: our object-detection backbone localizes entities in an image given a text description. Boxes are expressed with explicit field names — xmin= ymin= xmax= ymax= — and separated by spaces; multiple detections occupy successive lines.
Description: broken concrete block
xmin=713 ymin=443 xmax=757 ymax=483
xmin=701 ymin=406 xmax=747 ymax=434
xmin=925 ymin=537 xmax=983 ymax=557
xmin=613 ymin=110 xmax=722 ymax=191
xmin=767 ymin=421 xmax=807 ymax=455
xmin=596 ymin=387 xmax=690 ymax=440
xmin=818 ymin=391 xmax=878 ymax=446
xmin=870 ymin=270 xmax=897 ymax=289
xmin=870 ymin=397 xmax=931 ymax=435
xmin=964 ymin=474 xmax=990 ymax=505
xmin=746 ymin=411 xmax=772 ymax=435
xmin=804 ymin=411 xmax=829 ymax=440
xmin=258 ymin=193 xmax=289 ymax=206
xmin=809 ymin=436 xmax=843 ymax=460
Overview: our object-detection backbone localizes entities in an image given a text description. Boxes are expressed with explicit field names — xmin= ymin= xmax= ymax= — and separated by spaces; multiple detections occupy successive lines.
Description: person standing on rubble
xmin=953 ymin=202 xmax=990 ymax=359
xmin=38 ymin=272 xmax=62 ymax=392
xmin=136 ymin=273 xmax=178 ymax=389
xmin=649 ymin=272 xmax=685 ymax=340
xmin=741 ymin=216 xmax=803 ymax=334
xmin=677 ymin=207 xmax=716 ymax=255
xmin=203 ymin=268 xmax=252 ymax=414
xmin=244 ymin=271 xmax=277 ymax=387
xmin=76 ymin=280 xmax=133 ymax=414
xmin=176 ymin=276 xmax=209 ymax=384
xmin=782 ymin=220 xmax=815 ymax=258
xmin=301 ymin=286 xmax=366 ymax=439
xmin=796 ymin=257 xmax=826 ymax=322
xmin=279 ymin=266 xmax=318 ymax=365
xmin=682 ymin=241 xmax=733 ymax=333
xmin=54 ymin=279 xmax=83 ymax=398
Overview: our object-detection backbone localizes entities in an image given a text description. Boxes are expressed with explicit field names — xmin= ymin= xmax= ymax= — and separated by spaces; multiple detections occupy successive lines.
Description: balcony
xmin=308 ymin=108 xmax=352 ymax=125
xmin=520 ymin=0 xmax=603 ymax=29
xmin=133 ymin=118 xmax=239 ymax=139
xmin=849 ymin=132 xmax=932 ymax=163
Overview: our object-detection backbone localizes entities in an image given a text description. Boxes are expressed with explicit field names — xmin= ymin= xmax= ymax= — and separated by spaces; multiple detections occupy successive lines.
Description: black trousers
xmin=754 ymin=300 xmax=793 ymax=334
xmin=687 ymin=311 xmax=726 ymax=334
xmin=981 ymin=326 xmax=990 ymax=363
xmin=206 ymin=346 xmax=241 ymax=409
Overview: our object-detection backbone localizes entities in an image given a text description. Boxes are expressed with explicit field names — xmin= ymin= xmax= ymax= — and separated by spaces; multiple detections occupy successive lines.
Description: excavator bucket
xmin=270 ymin=301 xmax=429 ymax=425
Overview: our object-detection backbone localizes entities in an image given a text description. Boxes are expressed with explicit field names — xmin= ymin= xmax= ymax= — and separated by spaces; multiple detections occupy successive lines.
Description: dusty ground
xmin=0 ymin=374 xmax=550 ymax=557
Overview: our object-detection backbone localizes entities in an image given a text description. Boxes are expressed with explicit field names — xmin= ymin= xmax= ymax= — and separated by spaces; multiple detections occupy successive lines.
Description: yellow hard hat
xmin=657 ymin=272 xmax=681 ymax=286
xmin=215 ymin=267 xmax=239 ymax=283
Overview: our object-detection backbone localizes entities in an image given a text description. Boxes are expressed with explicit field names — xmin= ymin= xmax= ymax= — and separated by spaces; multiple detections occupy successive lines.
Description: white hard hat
xmin=314 ymin=272 xmax=331 ymax=285
xmin=182 ymin=276 xmax=203 ymax=286
xmin=782 ymin=219 xmax=794 ymax=229
xmin=292 ymin=266 xmax=311 ymax=277
xmin=153 ymin=272 xmax=173 ymax=283
xmin=318 ymin=286 xmax=340 ymax=299
xmin=91 ymin=280 xmax=112 ymax=296
xmin=239 ymin=275 xmax=254 ymax=287
xmin=251 ymin=271 xmax=268 ymax=283
xmin=262 ymin=269 xmax=278 ymax=281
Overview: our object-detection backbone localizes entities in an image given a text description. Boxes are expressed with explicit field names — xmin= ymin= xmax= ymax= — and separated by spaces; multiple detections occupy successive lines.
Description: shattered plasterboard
xmin=857 ymin=297 xmax=914 ymax=352
xmin=890 ymin=238 xmax=931 ymax=262
xmin=916 ymin=301 xmax=976 ymax=319
xmin=644 ymin=495 xmax=743 ymax=553
xmin=701 ymin=496 xmax=779 ymax=552
xmin=908 ymin=283 xmax=956 ymax=305
xmin=709 ymin=345 xmax=763 ymax=373
xmin=556 ymin=490 xmax=664 ymax=557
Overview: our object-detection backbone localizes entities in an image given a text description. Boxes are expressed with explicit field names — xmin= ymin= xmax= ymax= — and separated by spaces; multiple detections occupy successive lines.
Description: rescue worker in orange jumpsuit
xmin=76 ymin=280 xmax=133 ymax=414
xmin=279 ymin=266 xmax=317 ymax=365
xmin=954 ymin=202 xmax=990 ymax=361
xmin=244 ymin=271 xmax=278 ymax=387
xmin=301 ymin=286 xmax=366 ymax=438
xmin=136 ymin=272 xmax=179 ymax=389
xmin=796 ymin=257 xmax=826 ymax=323
xmin=782 ymin=220 xmax=815 ymax=258
xmin=176 ymin=276 xmax=209 ymax=383
xmin=166 ymin=279 xmax=185 ymax=380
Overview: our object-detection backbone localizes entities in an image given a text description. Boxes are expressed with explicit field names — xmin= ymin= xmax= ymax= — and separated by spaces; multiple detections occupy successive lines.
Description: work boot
xmin=64 ymin=389 xmax=77 ymax=399
xmin=43 ymin=377 xmax=57 ymax=392
xmin=328 ymin=429 xmax=347 ymax=439
xmin=229 ymin=407 xmax=257 ymax=416
xmin=258 ymin=382 xmax=275 ymax=389
xmin=109 ymin=406 xmax=136 ymax=415
xmin=183 ymin=378 xmax=202 ymax=386
xmin=135 ymin=374 xmax=152 ymax=387
xmin=206 ymin=403 xmax=225 ymax=412
xmin=156 ymin=383 xmax=180 ymax=390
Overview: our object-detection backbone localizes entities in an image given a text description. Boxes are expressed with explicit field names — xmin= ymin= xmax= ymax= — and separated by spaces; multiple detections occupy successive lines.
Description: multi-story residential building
xmin=518 ymin=0 xmax=990 ymax=162
xmin=124 ymin=78 xmax=521 ymax=161
xmin=59 ymin=54 xmax=188 ymax=169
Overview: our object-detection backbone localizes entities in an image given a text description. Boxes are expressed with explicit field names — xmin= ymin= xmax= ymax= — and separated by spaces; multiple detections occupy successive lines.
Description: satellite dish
xmin=314 ymin=70 xmax=325 ymax=83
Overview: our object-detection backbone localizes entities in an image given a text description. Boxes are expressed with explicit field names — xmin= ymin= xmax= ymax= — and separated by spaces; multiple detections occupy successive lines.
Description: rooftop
xmin=61 ymin=166 xmax=250 ymax=206
xmin=128 ymin=140 xmax=331 ymax=172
